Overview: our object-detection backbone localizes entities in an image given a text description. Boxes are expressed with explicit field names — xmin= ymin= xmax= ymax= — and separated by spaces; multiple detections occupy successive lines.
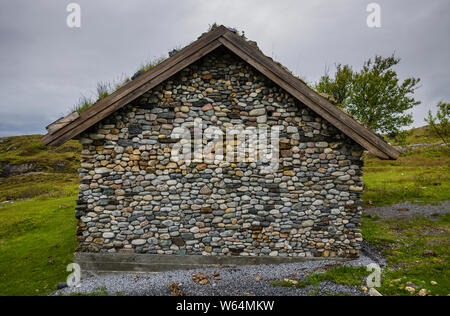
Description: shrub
xmin=425 ymin=101 xmax=450 ymax=146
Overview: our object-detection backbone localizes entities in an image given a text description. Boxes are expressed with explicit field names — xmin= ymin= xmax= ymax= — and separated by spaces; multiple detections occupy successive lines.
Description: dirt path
xmin=364 ymin=201 xmax=450 ymax=220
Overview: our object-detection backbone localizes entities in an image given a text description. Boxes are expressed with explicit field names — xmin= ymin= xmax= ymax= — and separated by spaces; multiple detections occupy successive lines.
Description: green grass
xmin=0 ymin=196 xmax=78 ymax=296
xmin=362 ymin=146 xmax=450 ymax=206
xmin=57 ymin=287 xmax=125 ymax=296
xmin=59 ymin=287 xmax=109 ymax=296
xmin=386 ymin=125 xmax=444 ymax=146
xmin=72 ymin=96 xmax=94 ymax=114
xmin=363 ymin=125 xmax=450 ymax=207
xmin=138 ymin=56 xmax=167 ymax=73
xmin=272 ymin=213 xmax=450 ymax=296
xmin=362 ymin=213 xmax=450 ymax=296
xmin=0 ymin=173 xmax=78 ymax=201
xmin=273 ymin=266 xmax=371 ymax=289
xmin=72 ymin=56 xmax=166 ymax=114
xmin=305 ymin=266 xmax=370 ymax=287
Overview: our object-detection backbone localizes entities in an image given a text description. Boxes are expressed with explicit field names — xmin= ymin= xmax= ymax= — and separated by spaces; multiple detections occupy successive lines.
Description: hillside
xmin=364 ymin=126 xmax=450 ymax=206
xmin=0 ymin=126 xmax=448 ymax=296
xmin=0 ymin=135 xmax=80 ymax=201
xmin=386 ymin=125 xmax=446 ymax=146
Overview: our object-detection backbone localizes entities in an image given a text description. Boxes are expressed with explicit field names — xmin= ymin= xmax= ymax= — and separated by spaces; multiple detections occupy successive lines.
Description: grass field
xmin=0 ymin=126 xmax=448 ymax=296
xmin=362 ymin=145 xmax=450 ymax=206
xmin=0 ymin=197 xmax=77 ymax=296
xmin=0 ymin=135 xmax=80 ymax=296
xmin=272 ymin=265 xmax=371 ymax=289
xmin=386 ymin=125 xmax=444 ymax=146
xmin=362 ymin=213 xmax=450 ymax=296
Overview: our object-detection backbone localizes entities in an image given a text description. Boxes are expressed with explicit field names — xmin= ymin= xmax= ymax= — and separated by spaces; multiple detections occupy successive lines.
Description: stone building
xmin=43 ymin=26 xmax=398 ymax=274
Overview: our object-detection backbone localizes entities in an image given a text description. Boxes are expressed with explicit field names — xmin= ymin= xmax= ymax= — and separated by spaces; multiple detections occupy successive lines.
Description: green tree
xmin=315 ymin=64 xmax=353 ymax=105
xmin=315 ymin=54 xmax=421 ymax=136
xmin=425 ymin=101 xmax=450 ymax=146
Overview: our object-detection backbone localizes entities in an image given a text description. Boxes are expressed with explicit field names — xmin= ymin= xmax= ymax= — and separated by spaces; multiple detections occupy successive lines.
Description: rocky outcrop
xmin=1 ymin=162 xmax=36 ymax=177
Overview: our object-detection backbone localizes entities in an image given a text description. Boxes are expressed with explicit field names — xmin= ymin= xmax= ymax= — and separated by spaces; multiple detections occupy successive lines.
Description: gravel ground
xmin=53 ymin=202 xmax=450 ymax=296
xmin=53 ymin=252 xmax=381 ymax=296
xmin=364 ymin=201 xmax=450 ymax=220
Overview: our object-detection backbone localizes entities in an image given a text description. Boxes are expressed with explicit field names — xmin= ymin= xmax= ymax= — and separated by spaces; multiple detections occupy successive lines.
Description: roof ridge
xmin=42 ymin=25 xmax=399 ymax=160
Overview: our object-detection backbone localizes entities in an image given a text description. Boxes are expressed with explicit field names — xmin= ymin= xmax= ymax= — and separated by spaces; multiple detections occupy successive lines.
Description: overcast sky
xmin=0 ymin=0 xmax=449 ymax=137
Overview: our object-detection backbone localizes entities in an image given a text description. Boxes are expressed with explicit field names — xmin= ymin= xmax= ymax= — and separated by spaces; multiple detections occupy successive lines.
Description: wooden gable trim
xmin=218 ymin=33 xmax=399 ymax=159
xmin=42 ymin=25 xmax=399 ymax=159
xmin=42 ymin=26 xmax=228 ymax=147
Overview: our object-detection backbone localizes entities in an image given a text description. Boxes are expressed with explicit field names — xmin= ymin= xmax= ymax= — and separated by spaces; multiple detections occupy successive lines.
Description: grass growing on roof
xmin=137 ymin=56 xmax=167 ymax=74
xmin=72 ymin=95 xmax=94 ymax=114
xmin=96 ymin=81 xmax=111 ymax=100
xmin=71 ymin=55 xmax=167 ymax=114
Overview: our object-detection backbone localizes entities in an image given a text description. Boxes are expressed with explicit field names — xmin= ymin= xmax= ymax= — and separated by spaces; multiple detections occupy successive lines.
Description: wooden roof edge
xmin=45 ymin=111 xmax=79 ymax=134
xmin=42 ymin=25 xmax=399 ymax=160
xmin=218 ymin=32 xmax=400 ymax=160
xmin=42 ymin=26 xmax=228 ymax=146
xmin=332 ymin=105 xmax=400 ymax=159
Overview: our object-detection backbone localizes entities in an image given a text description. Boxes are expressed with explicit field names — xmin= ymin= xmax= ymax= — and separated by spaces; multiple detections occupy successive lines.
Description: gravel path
xmin=364 ymin=201 xmax=450 ymax=220
xmin=53 ymin=253 xmax=379 ymax=296
xmin=53 ymin=202 xmax=450 ymax=296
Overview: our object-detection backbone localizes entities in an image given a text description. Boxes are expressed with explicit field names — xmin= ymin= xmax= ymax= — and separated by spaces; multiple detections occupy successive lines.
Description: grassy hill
xmin=0 ymin=126 xmax=448 ymax=296
xmin=0 ymin=135 xmax=80 ymax=201
xmin=364 ymin=151 xmax=449 ymax=206
xmin=386 ymin=125 xmax=444 ymax=146
xmin=0 ymin=135 xmax=80 ymax=295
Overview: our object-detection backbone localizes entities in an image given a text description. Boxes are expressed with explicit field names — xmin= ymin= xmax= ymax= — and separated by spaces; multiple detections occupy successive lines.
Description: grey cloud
xmin=0 ymin=0 xmax=449 ymax=137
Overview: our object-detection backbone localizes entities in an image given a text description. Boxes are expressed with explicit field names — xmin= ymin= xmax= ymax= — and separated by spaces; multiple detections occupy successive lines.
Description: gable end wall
xmin=75 ymin=49 xmax=364 ymax=259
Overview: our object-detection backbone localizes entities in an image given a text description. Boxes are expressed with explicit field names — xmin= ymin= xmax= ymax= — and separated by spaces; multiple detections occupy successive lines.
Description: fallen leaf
xmin=284 ymin=278 xmax=298 ymax=285
xmin=168 ymin=283 xmax=184 ymax=296
xmin=192 ymin=273 xmax=210 ymax=285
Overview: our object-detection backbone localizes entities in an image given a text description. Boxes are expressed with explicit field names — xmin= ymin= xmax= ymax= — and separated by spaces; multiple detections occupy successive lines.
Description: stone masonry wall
xmin=75 ymin=48 xmax=364 ymax=259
